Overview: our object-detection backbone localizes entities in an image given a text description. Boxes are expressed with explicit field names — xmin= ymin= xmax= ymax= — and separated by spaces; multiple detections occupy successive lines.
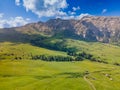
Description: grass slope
xmin=0 ymin=60 xmax=119 ymax=90
xmin=1 ymin=39 xmax=120 ymax=64
xmin=0 ymin=41 xmax=120 ymax=90
xmin=0 ymin=42 xmax=67 ymax=60
xmin=60 ymin=39 xmax=120 ymax=64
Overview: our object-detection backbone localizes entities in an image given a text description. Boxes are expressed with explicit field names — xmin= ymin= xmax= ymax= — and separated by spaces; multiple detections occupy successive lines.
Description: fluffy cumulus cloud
xmin=15 ymin=0 xmax=91 ymax=21
xmin=16 ymin=0 xmax=90 ymax=19
xmin=0 ymin=13 xmax=30 ymax=28
xmin=21 ymin=0 xmax=68 ymax=18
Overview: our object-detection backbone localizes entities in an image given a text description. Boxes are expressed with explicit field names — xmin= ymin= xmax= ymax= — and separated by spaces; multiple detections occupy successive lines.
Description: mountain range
xmin=1 ymin=16 xmax=120 ymax=45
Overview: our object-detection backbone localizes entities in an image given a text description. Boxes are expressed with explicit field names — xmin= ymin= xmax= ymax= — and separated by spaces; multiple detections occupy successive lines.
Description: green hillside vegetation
xmin=0 ymin=42 xmax=97 ymax=62
xmin=62 ymin=39 xmax=120 ymax=64
xmin=29 ymin=37 xmax=120 ymax=64
xmin=0 ymin=29 xmax=120 ymax=65
xmin=0 ymin=60 xmax=119 ymax=90
xmin=0 ymin=28 xmax=120 ymax=90
xmin=0 ymin=42 xmax=68 ymax=60
xmin=1 ymin=36 xmax=120 ymax=65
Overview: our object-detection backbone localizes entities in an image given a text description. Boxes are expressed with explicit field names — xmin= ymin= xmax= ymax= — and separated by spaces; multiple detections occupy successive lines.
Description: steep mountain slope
xmin=1 ymin=16 xmax=120 ymax=44
xmin=76 ymin=16 xmax=120 ymax=43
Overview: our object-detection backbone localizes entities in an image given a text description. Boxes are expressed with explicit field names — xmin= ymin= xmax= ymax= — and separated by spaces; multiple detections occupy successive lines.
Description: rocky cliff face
xmin=1 ymin=16 xmax=120 ymax=43
xmin=76 ymin=16 xmax=120 ymax=42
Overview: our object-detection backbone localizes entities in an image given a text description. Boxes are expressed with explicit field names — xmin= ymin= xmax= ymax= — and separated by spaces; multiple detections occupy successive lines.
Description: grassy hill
xmin=33 ymin=38 xmax=120 ymax=64
xmin=0 ymin=42 xmax=68 ymax=60
xmin=62 ymin=39 xmax=120 ymax=64
xmin=1 ymin=39 xmax=120 ymax=64
xmin=0 ymin=60 xmax=119 ymax=90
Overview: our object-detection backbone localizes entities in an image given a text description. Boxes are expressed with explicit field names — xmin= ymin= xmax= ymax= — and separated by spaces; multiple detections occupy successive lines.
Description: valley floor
xmin=0 ymin=60 xmax=120 ymax=90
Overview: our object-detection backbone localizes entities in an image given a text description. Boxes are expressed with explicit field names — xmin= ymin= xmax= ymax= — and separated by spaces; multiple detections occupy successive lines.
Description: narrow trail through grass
xmin=84 ymin=75 xmax=96 ymax=90
xmin=83 ymin=68 xmax=116 ymax=90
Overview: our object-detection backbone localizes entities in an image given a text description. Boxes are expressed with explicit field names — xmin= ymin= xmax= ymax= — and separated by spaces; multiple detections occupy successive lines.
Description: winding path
xmin=83 ymin=75 xmax=96 ymax=90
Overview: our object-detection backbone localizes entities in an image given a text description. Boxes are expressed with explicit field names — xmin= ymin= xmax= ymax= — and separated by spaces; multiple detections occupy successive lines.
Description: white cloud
xmin=21 ymin=0 xmax=88 ymax=20
xmin=75 ymin=13 xmax=91 ymax=19
xmin=15 ymin=0 xmax=90 ymax=21
xmin=22 ymin=0 xmax=68 ymax=18
xmin=56 ymin=13 xmax=91 ymax=20
xmin=72 ymin=6 xmax=80 ymax=11
xmin=102 ymin=9 xmax=107 ymax=14
xmin=15 ymin=0 xmax=21 ymax=6
xmin=8 ymin=17 xmax=30 ymax=27
xmin=0 ymin=14 xmax=30 ymax=28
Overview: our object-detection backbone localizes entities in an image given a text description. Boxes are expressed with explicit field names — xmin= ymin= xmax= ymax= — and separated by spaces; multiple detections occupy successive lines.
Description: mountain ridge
xmin=0 ymin=16 xmax=120 ymax=44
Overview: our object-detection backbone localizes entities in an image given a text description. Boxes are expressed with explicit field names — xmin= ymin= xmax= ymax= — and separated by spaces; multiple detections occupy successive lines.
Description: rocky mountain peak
xmin=1 ymin=16 xmax=120 ymax=43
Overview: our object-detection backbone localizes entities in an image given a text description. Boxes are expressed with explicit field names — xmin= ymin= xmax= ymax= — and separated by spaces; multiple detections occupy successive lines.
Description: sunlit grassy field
xmin=0 ymin=42 xmax=120 ymax=90
xmin=63 ymin=39 xmax=120 ymax=63
xmin=0 ymin=60 xmax=119 ymax=90
xmin=1 ymin=40 xmax=120 ymax=63
xmin=0 ymin=42 xmax=67 ymax=60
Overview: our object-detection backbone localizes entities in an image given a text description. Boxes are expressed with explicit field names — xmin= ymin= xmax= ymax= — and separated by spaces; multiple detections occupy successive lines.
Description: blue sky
xmin=0 ymin=0 xmax=120 ymax=28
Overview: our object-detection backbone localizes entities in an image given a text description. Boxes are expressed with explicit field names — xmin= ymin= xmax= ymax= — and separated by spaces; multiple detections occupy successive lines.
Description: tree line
xmin=31 ymin=52 xmax=99 ymax=62
xmin=32 ymin=55 xmax=73 ymax=61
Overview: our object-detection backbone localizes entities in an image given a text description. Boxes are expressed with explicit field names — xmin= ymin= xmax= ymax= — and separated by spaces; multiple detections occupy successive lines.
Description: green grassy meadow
xmin=0 ymin=60 xmax=120 ymax=90
xmin=61 ymin=39 xmax=120 ymax=63
xmin=0 ymin=41 xmax=120 ymax=90
xmin=0 ymin=42 xmax=67 ymax=60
